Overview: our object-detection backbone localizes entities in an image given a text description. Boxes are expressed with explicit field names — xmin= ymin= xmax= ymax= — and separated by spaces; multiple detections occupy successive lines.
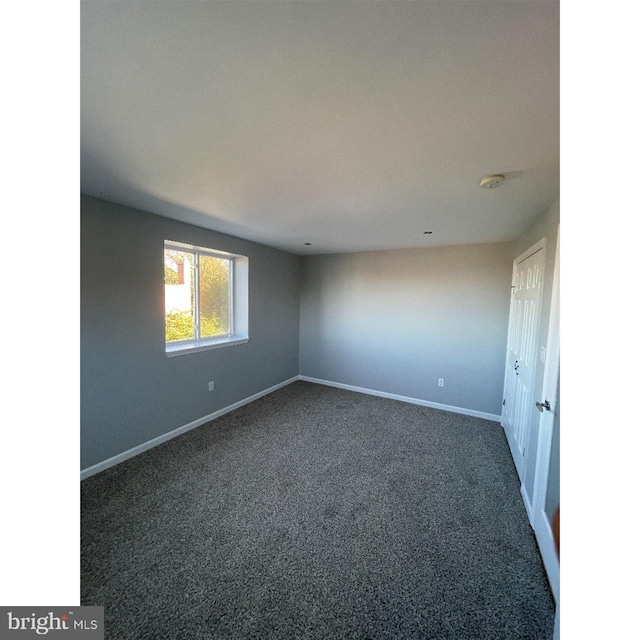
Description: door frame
xmin=530 ymin=224 xmax=560 ymax=602
xmin=501 ymin=229 xmax=560 ymax=629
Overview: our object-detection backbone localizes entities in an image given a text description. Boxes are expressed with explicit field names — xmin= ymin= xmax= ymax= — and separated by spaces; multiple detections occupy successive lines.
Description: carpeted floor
xmin=81 ymin=381 xmax=555 ymax=639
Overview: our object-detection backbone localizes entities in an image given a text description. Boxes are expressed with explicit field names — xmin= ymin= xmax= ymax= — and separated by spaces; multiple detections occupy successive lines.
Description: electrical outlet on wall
xmin=208 ymin=381 xmax=215 ymax=392
xmin=438 ymin=378 xmax=445 ymax=387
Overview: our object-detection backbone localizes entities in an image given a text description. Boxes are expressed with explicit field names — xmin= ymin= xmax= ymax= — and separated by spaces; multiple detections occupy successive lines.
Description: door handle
xmin=535 ymin=400 xmax=551 ymax=412
xmin=514 ymin=360 xmax=519 ymax=375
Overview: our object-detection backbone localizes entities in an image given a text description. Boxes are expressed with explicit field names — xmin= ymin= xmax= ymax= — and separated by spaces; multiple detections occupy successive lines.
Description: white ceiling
xmin=81 ymin=1 xmax=559 ymax=255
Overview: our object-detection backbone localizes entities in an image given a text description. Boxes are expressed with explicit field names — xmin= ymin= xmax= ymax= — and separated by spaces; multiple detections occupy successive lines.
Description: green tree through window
xmin=164 ymin=245 xmax=232 ymax=344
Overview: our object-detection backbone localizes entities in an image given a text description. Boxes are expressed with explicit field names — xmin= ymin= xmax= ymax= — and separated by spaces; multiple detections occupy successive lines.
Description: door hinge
xmin=502 ymin=399 xmax=506 ymax=406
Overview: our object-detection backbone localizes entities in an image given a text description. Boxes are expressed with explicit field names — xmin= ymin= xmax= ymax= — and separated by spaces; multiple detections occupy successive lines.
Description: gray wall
xmin=82 ymin=192 xmax=559 ymax=491
xmin=511 ymin=200 xmax=560 ymax=501
xmin=81 ymin=195 xmax=301 ymax=470
xmin=299 ymin=244 xmax=513 ymax=416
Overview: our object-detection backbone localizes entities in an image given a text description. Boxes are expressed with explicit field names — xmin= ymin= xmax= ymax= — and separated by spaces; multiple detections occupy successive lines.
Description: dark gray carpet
xmin=81 ymin=381 xmax=555 ymax=639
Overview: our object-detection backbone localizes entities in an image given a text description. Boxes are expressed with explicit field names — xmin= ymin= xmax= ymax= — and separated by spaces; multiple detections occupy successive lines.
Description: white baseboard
xmin=298 ymin=376 xmax=501 ymax=422
xmin=80 ymin=376 xmax=299 ymax=481
xmin=82 ymin=374 xmax=500 ymax=480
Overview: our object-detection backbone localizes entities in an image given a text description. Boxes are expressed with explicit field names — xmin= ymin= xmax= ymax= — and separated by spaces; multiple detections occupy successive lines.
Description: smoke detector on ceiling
xmin=479 ymin=174 xmax=505 ymax=189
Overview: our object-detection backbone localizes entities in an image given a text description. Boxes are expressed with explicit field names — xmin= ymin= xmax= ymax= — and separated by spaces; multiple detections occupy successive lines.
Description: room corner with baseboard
xmin=77 ymin=2 xmax=561 ymax=638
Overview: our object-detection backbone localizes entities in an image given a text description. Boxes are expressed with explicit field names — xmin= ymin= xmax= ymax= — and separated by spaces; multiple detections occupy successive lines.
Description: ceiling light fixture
xmin=479 ymin=174 xmax=505 ymax=189
xmin=304 ymin=242 xmax=312 ymax=246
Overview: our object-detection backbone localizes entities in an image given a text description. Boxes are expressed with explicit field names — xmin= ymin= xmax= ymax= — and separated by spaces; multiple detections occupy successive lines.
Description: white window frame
xmin=164 ymin=240 xmax=249 ymax=357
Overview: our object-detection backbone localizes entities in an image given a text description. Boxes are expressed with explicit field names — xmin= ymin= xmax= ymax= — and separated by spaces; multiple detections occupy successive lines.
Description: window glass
xmin=164 ymin=241 xmax=247 ymax=355
xmin=199 ymin=254 xmax=231 ymax=338
xmin=164 ymin=248 xmax=195 ymax=343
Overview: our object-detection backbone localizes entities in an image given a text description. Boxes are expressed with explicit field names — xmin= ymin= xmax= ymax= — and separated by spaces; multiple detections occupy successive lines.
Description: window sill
xmin=166 ymin=336 xmax=249 ymax=357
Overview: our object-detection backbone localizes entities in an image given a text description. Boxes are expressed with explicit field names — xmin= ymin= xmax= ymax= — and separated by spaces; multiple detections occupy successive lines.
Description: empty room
xmin=79 ymin=1 xmax=560 ymax=638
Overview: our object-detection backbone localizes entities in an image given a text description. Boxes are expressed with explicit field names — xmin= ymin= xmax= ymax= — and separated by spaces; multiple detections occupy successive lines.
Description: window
xmin=164 ymin=241 xmax=249 ymax=356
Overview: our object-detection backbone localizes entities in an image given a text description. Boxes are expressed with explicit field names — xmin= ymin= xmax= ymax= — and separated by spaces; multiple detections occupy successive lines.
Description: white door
xmin=502 ymin=241 xmax=546 ymax=482
xmin=531 ymin=224 xmax=560 ymax=604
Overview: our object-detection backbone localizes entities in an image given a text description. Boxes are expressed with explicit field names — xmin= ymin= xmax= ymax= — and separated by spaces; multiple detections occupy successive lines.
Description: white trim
xmin=164 ymin=239 xmax=242 ymax=261
xmin=534 ymin=509 xmax=560 ymax=603
xmin=520 ymin=483 xmax=534 ymax=525
xmin=298 ymin=376 xmax=501 ymax=422
xmin=80 ymin=376 xmax=299 ymax=480
xmin=166 ymin=336 xmax=249 ymax=357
